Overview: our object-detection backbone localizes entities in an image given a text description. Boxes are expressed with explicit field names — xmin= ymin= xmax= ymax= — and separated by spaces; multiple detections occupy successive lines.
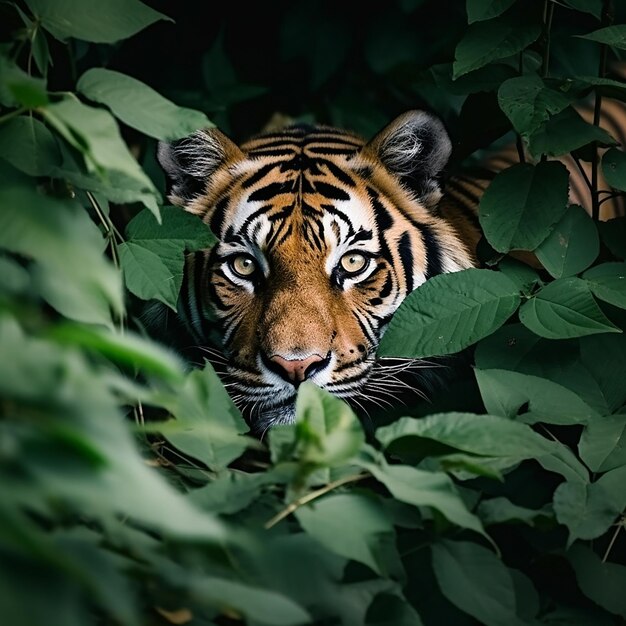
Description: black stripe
xmin=420 ymin=223 xmax=443 ymax=279
xmin=248 ymin=181 xmax=291 ymax=202
xmin=314 ymin=181 xmax=350 ymax=201
xmin=398 ymin=232 xmax=414 ymax=293
xmin=379 ymin=273 xmax=393 ymax=299
xmin=322 ymin=159 xmax=357 ymax=187
xmin=210 ymin=196 xmax=230 ymax=234
xmin=307 ymin=147 xmax=359 ymax=156
xmin=248 ymin=148 xmax=296 ymax=157
xmin=367 ymin=187 xmax=394 ymax=230
xmin=241 ymin=163 xmax=280 ymax=189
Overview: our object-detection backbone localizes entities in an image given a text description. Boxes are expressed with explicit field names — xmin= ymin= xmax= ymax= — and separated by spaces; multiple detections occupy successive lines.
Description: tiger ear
xmin=365 ymin=110 xmax=452 ymax=206
xmin=157 ymin=128 xmax=244 ymax=205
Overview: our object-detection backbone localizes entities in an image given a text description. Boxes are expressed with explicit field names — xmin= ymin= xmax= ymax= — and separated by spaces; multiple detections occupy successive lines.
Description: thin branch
xmin=571 ymin=155 xmax=593 ymax=192
xmin=541 ymin=0 xmax=555 ymax=78
xmin=0 ymin=107 xmax=27 ymax=125
xmin=602 ymin=517 xmax=624 ymax=562
xmin=591 ymin=0 xmax=613 ymax=221
xmin=264 ymin=473 xmax=368 ymax=529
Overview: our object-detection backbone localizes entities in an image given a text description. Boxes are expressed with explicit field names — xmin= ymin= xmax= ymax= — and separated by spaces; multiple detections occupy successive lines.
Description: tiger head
xmin=158 ymin=111 xmax=475 ymax=432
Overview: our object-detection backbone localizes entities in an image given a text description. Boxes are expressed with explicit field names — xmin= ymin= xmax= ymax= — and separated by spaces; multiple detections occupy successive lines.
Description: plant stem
xmin=0 ymin=107 xmax=27 ymax=125
xmin=264 ymin=473 xmax=368 ymax=529
xmin=591 ymin=0 xmax=613 ymax=222
xmin=541 ymin=0 xmax=555 ymax=78
xmin=602 ymin=517 xmax=624 ymax=562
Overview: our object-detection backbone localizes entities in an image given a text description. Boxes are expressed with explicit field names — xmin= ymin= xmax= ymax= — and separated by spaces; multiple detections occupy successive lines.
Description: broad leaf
xmin=475 ymin=368 xmax=600 ymax=425
xmin=466 ymin=0 xmax=516 ymax=23
xmin=378 ymin=269 xmax=520 ymax=358
xmin=358 ymin=455 xmax=488 ymax=538
xmin=553 ymin=465 xmax=626 ymax=543
xmin=155 ymin=363 xmax=250 ymax=472
xmin=562 ymin=0 xmax=602 ymax=18
xmin=477 ymin=497 xmax=552 ymax=527
xmin=577 ymin=25 xmax=626 ymax=50
xmin=478 ymin=161 xmax=569 ymax=253
xmin=519 ymin=277 xmax=620 ymax=338
xmin=431 ymin=540 xmax=525 ymax=626
xmin=568 ymin=544 xmax=626 ymax=618
xmin=583 ymin=262 xmax=626 ymax=309
xmin=453 ymin=15 xmax=541 ymax=78
xmin=0 ymin=56 xmax=48 ymax=108
xmin=498 ymin=74 xmax=573 ymax=137
xmin=535 ymin=206 xmax=599 ymax=278
xmin=41 ymin=97 xmax=160 ymax=218
xmin=365 ymin=592 xmax=424 ymax=626
xmin=0 ymin=162 xmax=123 ymax=327
xmin=579 ymin=414 xmax=626 ymax=473
xmin=295 ymin=383 xmax=365 ymax=468
xmin=295 ymin=493 xmax=401 ymax=578
xmin=598 ymin=217 xmax=626 ymax=260
xmin=602 ymin=148 xmax=626 ymax=192
xmin=119 ymin=206 xmax=215 ymax=309
xmin=24 ymin=0 xmax=171 ymax=43
xmin=78 ymin=68 xmax=211 ymax=141
xmin=527 ymin=108 xmax=616 ymax=159
xmin=0 ymin=116 xmax=61 ymax=176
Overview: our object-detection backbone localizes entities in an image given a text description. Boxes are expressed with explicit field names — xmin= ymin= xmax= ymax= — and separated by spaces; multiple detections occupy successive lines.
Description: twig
xmin=541 ymin=0 xmax=555 ymax=78
xmin=264 ymin=473 xmax=368 ymax=529
xmin=602 ymin=517 xmax=624 ymax=562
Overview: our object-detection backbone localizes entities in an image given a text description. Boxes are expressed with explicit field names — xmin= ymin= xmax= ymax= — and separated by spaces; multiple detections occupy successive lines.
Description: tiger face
xmin=158 ymin=111 xmax=475 ymax=431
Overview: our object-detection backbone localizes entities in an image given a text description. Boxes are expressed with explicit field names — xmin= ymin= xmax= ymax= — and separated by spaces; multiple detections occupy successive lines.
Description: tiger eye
xmin=340 ymin=252 xmax=368 ymax=274
xmin=231 ymin=255 xmax=256 ymax=277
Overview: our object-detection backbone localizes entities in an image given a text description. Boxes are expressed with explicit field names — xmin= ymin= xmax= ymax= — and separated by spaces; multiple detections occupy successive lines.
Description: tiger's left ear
xmin=365 ymin=110 xmax=452 ymax=207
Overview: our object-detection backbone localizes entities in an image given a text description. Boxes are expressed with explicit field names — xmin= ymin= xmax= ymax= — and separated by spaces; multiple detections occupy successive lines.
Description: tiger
xmin=155 ymin=104 xmax=624 ymax=433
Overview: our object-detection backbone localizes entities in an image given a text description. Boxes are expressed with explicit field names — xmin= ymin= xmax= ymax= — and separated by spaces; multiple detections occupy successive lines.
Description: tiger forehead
xmin=211 ymin=126 xmax=378 ymax=246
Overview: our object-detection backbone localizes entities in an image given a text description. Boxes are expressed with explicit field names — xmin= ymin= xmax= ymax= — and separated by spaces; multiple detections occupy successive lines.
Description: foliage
xmin=1 ymin=0 xmax=626 ymax=624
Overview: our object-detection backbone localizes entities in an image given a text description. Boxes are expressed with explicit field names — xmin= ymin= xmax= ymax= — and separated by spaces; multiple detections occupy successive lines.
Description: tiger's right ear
xmin=157 ymin=128 xmax=244 ymax=205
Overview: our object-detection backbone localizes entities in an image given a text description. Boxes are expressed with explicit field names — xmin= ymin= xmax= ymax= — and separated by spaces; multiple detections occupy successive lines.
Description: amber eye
xmin=339 ymin=252 xmax=368 ymax=275
xmin=230 ymin=255 xmax=257 ymax=277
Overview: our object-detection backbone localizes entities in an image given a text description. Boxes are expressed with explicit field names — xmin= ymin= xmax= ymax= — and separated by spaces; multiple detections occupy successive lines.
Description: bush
xmin=1 ymin=0 xmax=625 ymax=624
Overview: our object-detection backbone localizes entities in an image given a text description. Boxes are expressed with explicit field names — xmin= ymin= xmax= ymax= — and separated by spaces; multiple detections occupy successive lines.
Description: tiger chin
xmin=155 ymin=111 xmax=478 ymax=433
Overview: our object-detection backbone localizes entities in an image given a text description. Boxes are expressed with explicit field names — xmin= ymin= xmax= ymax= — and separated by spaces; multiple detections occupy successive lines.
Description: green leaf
xmin=476 ymin=326 xmax=626 ymax=415
xmin=295 ymin=493 xmax=401 ymax=577
xmin=378 ymin=269 xmax=520 ymax=358
xmin=479 ymin=162 xmax=570 ymax=253
xmin=602 ymin=148 xmax=626 ymax=191
xmin=41 ymin=97 xmax=160 ymax=218
xmin=477 ymin=497 xmax=552 ymax=527
xmin=579 ymin=414 xmax=626 ymax=473
xmin=561 ymin=0 xmax=602 ymax=18
xmin=583 ymin=262 xmax=626 ymax=309
xmin=365 ymin=592 xmax=424 ymax=626
xmin=119 ymin=206 xmax=215 ymax=308
xmin=475 ymin=368 xmax=600 ymax=424
xmin=0 ymin=162 xmax=123 ymax=327
xmin=598 ymin=217 xmax=626 ymax=260
xmin=466 ymin=0 xmax=517 ymax=23
xmin=295 ymin=383 xmax=365 ymax=468
xmin=377 ymin=412 xmax=556 ymax=458
xmin=568 ymin=544 xmax=626 ymax=618
xmin=527 ymin=108 xmax=616 ymax=159
xmin=24 ymin=0 xmax=171 ymax=43
xmin=577 ymin=25 xmax=626 ymax=50
xmin=519 ymin=277 xmax=620 ymax=339
xmin=189 ymin=471 xmax=272 ymax=515
xmin=77 ymin=68 xmax=212 ymax=141
xmin=0 ymin=56 xmax=48 ymax=108
xmin=359 ymin=455 xmax=488 ymax=538
xmin=0 ymin=116 xmax=61 ymax=176
xmin=535 ymin=206 xmax=599 ymax=278
xmin=453 ymin=15 xmax=541 ymax=78
xmin=186 ymin=575 xmax=311 ymax=626
xmin=155 ymin=363 xmax=250 ymax=472
xmin=431 ymin=540 xmax=525 ymax=626
xmin=46 ymin=324 xmax=184 ymax=383
xmin=498 ymin=74 xmax=574 ymax=137
xmin=553 ymin=465 xmax=626 ymax=543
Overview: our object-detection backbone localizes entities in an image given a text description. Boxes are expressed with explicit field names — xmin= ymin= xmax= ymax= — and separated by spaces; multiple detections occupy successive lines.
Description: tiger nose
xmin=269 ymin=354 xmax=325 ymax=385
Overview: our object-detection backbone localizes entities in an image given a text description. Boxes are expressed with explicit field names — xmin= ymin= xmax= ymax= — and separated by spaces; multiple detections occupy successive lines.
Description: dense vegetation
xmin=1 ymin=0 xmax=626 ymax=624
